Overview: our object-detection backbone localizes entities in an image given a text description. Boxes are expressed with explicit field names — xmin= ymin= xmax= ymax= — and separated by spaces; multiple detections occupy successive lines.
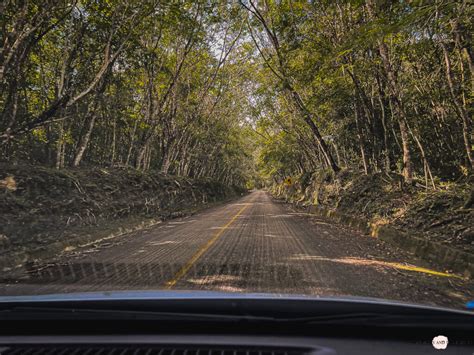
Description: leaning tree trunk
xmin=72 ymin=112 xmax=97 ymax=167
xmin=287 ymin=86 xmax=340 ymax=173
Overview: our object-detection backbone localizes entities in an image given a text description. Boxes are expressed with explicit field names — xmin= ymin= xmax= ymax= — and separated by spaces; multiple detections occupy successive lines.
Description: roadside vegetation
xmin=0 ymin=163 xmax=244 ymax=269
xmin=1 ymin=1 xmax=472 ymax=257
xmin=271 ymin=170 xmax=473 ymax=253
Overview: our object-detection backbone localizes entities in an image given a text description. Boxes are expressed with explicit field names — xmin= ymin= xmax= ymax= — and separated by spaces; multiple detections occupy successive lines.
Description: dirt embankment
xmin=0 ymin=164 xmax=245 ymax=267
xmin=271 ymin=170 xmax=473 ymax=254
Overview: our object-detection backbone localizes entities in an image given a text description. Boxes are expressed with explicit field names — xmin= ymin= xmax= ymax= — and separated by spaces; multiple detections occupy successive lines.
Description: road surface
xmin=2 ymin=190 xmax=473 ymax=308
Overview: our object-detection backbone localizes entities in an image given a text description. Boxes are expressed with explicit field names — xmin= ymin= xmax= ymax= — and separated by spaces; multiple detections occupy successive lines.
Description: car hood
xmin=0 ymin=289 xmax=381 ymax=302
xmin=0 ymin=290 xmax=471 ymax=314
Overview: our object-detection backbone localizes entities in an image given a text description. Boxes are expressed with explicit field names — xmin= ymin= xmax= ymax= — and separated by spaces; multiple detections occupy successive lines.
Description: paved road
xmin=2 ymin=190 xmax=473 ymax=308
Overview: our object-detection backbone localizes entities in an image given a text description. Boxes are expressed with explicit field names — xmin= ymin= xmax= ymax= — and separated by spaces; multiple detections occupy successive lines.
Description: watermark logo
xmin=432 ymin=335 xmax=448 ymax=350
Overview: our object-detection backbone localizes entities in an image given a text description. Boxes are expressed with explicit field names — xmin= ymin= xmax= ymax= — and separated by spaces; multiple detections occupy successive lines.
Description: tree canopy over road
xmin=1 ymin=0 xmax=472 ymax=188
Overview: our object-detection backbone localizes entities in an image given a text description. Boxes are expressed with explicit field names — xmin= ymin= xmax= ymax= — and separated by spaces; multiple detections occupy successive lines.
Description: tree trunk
xmin=378 ymin=41 xmax=413 ymax=183
xmin=242 ymin=1 xmax=339 ymax=174
xmin=136 ymin=142 xmax=148 ymax=171
xmin=375 ymin=73 xmax=394 ymax=171
xmin=72 ymin=112 xmax=96 ymax=167
xmin=355 ymin=102 xmax=371 ymax=175
xmin=110 ymin=118 xmax=116 ymax=166
xmin=287 ymin=86 xmax=340 ymax=173
xmin=441 ymin=42 xmax=473 ymax=170
xmin=160 ymin=144 xmax=172 ymax=174
xmin=125 ymin=119 xmax=138 ymax=167
xmin=406 ymin=108 xmax=435 ymax=189
xmin=55 ymin=117 xmax=66 ymax=169
xmin=397 ymin=117 xmax=413 ymax=184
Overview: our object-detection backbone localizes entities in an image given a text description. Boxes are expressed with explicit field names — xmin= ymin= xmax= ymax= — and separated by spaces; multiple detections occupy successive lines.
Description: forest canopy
xmin=1 ymin=0 xmax=472 ymax=188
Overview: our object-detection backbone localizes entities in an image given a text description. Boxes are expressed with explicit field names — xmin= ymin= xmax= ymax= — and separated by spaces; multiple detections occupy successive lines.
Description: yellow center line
xmin=164 ymin=204 xmax=250 ymax=289
xmin=291 ymin=255 xmax=463 ymax=279
xmin=390 ymin=263 xmax=463 ymax=279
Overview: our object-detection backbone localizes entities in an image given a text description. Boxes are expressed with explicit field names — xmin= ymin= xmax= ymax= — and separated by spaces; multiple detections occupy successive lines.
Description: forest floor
xmin=272 ymin=169 xmax=474 ymax=254
xmin=0 ymin=164 xmax=244 ymax=267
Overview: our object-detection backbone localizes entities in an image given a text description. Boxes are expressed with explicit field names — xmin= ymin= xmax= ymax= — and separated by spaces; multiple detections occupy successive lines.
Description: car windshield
xmin=0 ymin=0 xmax=473 ymax=312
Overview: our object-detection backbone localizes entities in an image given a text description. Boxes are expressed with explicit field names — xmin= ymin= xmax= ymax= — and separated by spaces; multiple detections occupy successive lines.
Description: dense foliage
xmin=1 ymin=1 xmax=472 ymax=188
xmin=1 ymin=1 xmax=253 ymax=187
xmin=247 ymin=0 xmax=472 ymax=187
